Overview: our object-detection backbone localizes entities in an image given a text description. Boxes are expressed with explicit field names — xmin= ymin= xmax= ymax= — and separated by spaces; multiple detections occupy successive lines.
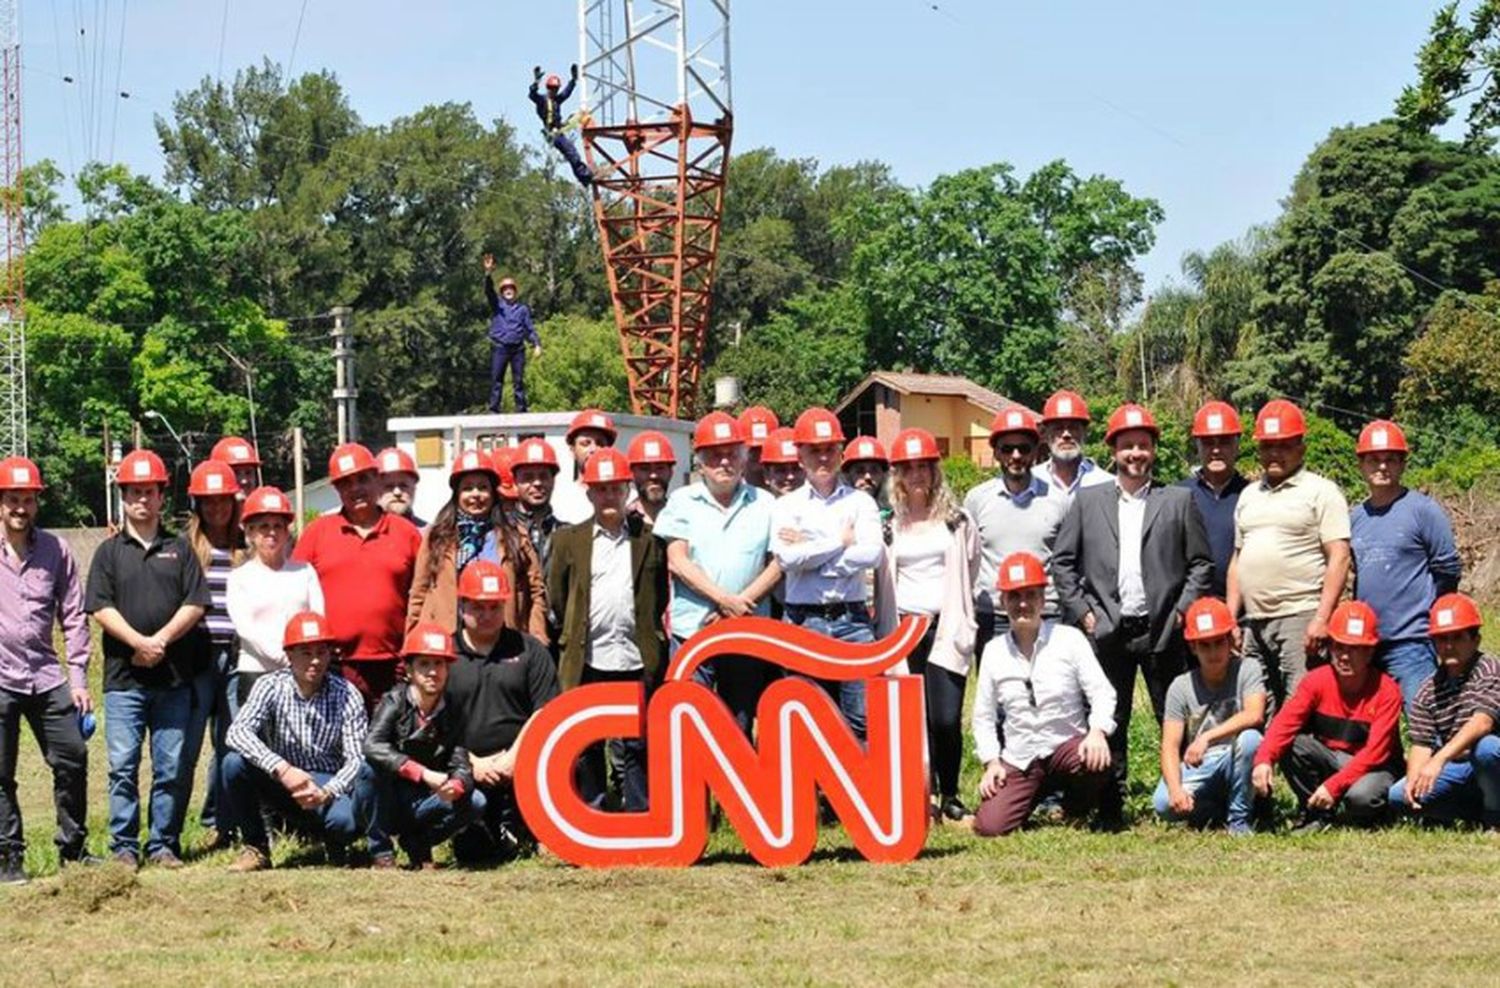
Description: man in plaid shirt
xmin=222 ymin=611 xmax=379 ymax=871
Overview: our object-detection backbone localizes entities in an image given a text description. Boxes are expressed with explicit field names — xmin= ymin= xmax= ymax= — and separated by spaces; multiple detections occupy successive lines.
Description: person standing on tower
xmin=530 ymin=64 xmax=593 ymax=188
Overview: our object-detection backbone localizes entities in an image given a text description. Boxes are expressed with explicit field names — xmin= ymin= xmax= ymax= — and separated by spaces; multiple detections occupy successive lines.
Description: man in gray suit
xmin=1051 ymin=403 xmax=1213 ymax=829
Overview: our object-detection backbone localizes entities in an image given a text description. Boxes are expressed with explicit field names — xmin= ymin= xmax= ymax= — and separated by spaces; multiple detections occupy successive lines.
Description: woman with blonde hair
xmin=180 ymin=460 xmax=247 ymax=848
xmin=875 ymin=428 xmax=979 ymax=823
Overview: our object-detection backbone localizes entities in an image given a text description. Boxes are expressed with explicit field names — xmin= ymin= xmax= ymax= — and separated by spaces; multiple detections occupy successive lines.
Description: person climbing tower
xmin=483 ymin=254 xmax=542 ymax=413
xmin=530 ymin=64 xmax=593 ymax=188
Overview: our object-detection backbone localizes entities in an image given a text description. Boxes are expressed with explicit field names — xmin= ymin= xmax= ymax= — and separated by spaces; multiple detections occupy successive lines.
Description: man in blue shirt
xmin=483 ymin=254 xmax=542 ymax=413
xmin=1350 ymin=419 xmax=1461 ymax=711
xmin=1177 ymin=401 xmax=1249 ymax=598
xmin=653 ymin=412 xmax=782 ymax=737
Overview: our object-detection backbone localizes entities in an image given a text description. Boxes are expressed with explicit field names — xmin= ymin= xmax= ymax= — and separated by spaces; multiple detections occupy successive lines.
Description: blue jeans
xmin=374 ymin=774 xmax=486 ymax=857
xmin=1376 ymin=638 xmax=1437 ymax=714
xmin=576 ymin=666 xmax=649 ymax=812
xmin=1153 ymin=729 xmax=1263 ymax=832
xmin=104 ymin=686 xmax=192 ymax=858
xmin=785 ymin=607 xmax=872 ymax=741
xmin=176 ymin=644 xmax=238 ymax=836
xmin=488 ymin=343 xmax=528 ymax=412
xmin=1389 ymin=734 xmax=1500 ymax=826
xmin=684 ymin=634 xmax=777 ymax=739
xmin=222 ymin=750 xmax=378 ymax=854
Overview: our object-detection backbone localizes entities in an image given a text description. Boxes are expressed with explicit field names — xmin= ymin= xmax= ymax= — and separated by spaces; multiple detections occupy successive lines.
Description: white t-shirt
xmin=892 ymin=520 xmax=949 ymax=617
xmin=226 ymin=557 xmax=325 ymax=674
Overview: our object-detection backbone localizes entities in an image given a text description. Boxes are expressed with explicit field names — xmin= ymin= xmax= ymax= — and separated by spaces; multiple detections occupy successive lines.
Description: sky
xmin=23 ymin=1 xmax=1442 ymax=295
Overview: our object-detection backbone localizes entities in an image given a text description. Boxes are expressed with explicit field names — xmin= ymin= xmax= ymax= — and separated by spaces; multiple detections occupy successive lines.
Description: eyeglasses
xmin=998 ymin=443 xmax=1035 ymax=456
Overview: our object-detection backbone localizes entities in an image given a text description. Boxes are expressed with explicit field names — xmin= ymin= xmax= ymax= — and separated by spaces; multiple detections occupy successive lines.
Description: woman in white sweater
xmin=226 ymin=486 xmax=324 ymax=703
xmin=874 ymin=428 xmax=979 ymax=823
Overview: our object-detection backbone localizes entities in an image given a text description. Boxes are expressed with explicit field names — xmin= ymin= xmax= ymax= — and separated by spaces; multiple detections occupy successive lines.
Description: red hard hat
xmin=545 ymin=74 xmax=561 ymax=89
xmin=241 ymin=485 xmax=294 ymax=522
xmin=458 ymin=559 xmax=513 ymax=603
xmin=1430 ymin=593 xmax=1482 ymax=635
xmin=628 ymin=429 xmax=678 ymax=465
xmin=117 ymin=449 xmax=169 ymax=486
xmin=375 ymin=447 xmax=418 ymax=477
xmin=1183 ymin=597 xmax=1236 ymax=642
xmin=793 ymin=407 xmax=845 ymax=445
xmin=450 ymin=448 xmax=500 ymax=489
xmin=567 ymin=409 xmax=618 ymax=444
xmin=738 ymin=406 xmax=779 ymax=448
xmin=188 ymin=460 xmax=241 ymax=498
xmin=996 ymin=551 xmax=1048 ymax=592
xmin=1356 ymin=420 xmax=1409 ymax=456
xmin=1041 ymin=390 xmax=1090 ymax=424
xmin=211 ymin=436 xmax=261 ymax=468
xmin=1191 ymin=401 xmax=1243 ymax=439
xmin=0 ymin=455 xmax=45 ymax=491
xmin=403 ymin=622 xmax=458 ymax=661
xmin=582 ymin=447 xmax=631 ymax=485
xmin=759 ymin=427 xmax=800 ymax=465
xmin=889 ymin=428 xmax=941 ymax=465
xmin=844 ymin=436 xmax=888 ymax=465
xmin=1328 ymin=600 xmax=1381 ymax=647
xmin=694 ymin=411 xmax=745 ymax=450
xmin=514 ymin=437 xmax=560 ymax=472
xmin=328 ymin=443 xmax=378 ymax=482
xmin=490 ymin=446 xmax=519 ymax=499
xmin=282 ymin=610 xmax=335 ymax=650
xmin=989 ymin=406 xmax=1040 ymax=442
xmin=1253 ymin=399 xmax=1306 ymax=442
xmin=1104 ymin=403 xmax=1160 ymax=446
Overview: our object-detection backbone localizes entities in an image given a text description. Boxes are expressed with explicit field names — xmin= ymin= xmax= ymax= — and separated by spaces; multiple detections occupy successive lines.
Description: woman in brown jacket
xmin=407 ymin=450 xmax=548 ymax=642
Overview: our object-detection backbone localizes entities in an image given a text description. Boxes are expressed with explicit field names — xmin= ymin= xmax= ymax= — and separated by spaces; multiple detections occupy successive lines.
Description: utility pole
xmin=0 ymin=0 xmax=25 ymax=458
xmin=330 ymin=306 xmax=357 ymax=444
xmin=218 ymin=343 xmax=259 ymax=457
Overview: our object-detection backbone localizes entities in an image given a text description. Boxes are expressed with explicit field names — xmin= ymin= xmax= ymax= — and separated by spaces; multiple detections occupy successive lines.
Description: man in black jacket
xmin=1051 ymin=403 xmax=1213 ymax=829
xmin=364 ymin=624 xmax=484 ymax=869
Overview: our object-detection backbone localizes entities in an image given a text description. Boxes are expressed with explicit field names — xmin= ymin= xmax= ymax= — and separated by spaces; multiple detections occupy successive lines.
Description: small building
xmin=834 ymin=372 xmax=1027 ymax=468
xmin=301 ymin=411 xmax=695 ymax=524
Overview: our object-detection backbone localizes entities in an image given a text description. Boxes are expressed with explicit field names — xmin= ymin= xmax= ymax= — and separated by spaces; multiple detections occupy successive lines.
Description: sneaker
xmin=227 ymin=846 xmax=270 ymax=873
xmin=148 ymin=849 xmax=184 ymax=870
xmin=1290 ymin=816 xmax=1332 ymax=837
xmin=940 ymin=796 xmax=972 ymax=823
xmin=1227 ymin=823 xmax=1255 ymax=837
xmin=0 ymin=854 xmax=27 ymax=886
xmin=370 ymin=852 xmax=398 ymax=870
xmin=110 ymin=849 xmax=139 ymax=870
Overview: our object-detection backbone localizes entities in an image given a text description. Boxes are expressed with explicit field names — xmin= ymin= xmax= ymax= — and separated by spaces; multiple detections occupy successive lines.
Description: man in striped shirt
xmin=223 ymin=612 xmax=378 ymax=871
xmin=1391 ymin=594 xmax=1500 ymax=826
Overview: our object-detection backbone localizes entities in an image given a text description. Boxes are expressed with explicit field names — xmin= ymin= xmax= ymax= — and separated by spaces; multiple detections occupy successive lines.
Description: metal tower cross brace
xmin=579 ymin=0 xmax=731 ymax=419
xmin=0 ymin=0 xmax=24 ymax=457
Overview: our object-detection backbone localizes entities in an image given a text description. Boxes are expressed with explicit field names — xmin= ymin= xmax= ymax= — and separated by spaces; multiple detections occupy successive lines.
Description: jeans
xmin=550 ymin=131 xmax=593 ymax=186
xmin=1153 ymin=729 xmax=1263 ymax=831
xmin=684 ymin=633 xmax=778 ymax=739
xmin=104 ymin=686 xmax=192 ymax=857
xmin=0 ymin=684 xmax=88 ymax=859
xmin=576 ymin=666 xmax=649 ymax=812
xmin=784 ymin=607 xmax=873 ymax=741
xmin=489 ymin=343 xmax=529 ymax=413
xmin=176 ymin=644 xmax=237 ymax=837
xmin=1389 ymin=735 xmax=1500 ymax=826
xmin=1376 ymin=638 xmax=1437 ymax=714
xmin=222 ymin=751 xmax=377 ymax=854
xmin=374 ymin=774 xmax=486 ymax=858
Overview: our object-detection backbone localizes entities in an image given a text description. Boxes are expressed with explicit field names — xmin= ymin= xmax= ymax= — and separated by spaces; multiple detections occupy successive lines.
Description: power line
xmin=107 ymin=0 xmax=128 ymax=164
xmin=285 ymin=0 xmax=309 ymax=83
xmin=215 ymin=0 xmax=229 ymax=83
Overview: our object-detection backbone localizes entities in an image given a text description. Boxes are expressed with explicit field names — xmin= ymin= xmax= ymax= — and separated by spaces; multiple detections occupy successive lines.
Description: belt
xmin=1119 ymin=614 xmax=1151 ymax=632
xmin=784 ymin=601 xmax=868 ymax=619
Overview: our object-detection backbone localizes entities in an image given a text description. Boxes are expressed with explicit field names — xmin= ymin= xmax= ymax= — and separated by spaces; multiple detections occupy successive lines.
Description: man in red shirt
xmin=1252 ymin=600 xmax=1403 ymax=833
xmin=293 ymin=444 xmax=423 ymax=710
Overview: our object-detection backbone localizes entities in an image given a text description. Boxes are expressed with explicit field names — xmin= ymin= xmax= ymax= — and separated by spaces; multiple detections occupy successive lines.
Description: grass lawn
xmin=4 ymin=658 xmax=1496 ymax=985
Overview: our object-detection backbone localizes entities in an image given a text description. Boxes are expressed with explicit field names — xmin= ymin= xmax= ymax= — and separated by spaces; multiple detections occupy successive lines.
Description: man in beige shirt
xmin=1226 ymin=400 xmax=1351 ymax=707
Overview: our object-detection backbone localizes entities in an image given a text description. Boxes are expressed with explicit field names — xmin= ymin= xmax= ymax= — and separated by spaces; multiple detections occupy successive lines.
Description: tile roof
xmin=834 ymin=371 xmax=1028 ymax=415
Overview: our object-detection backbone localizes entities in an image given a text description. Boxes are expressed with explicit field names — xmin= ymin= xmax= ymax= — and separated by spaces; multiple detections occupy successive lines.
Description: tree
xmin=526 ymin=314 xmax=632 ymax=413
xmin=1397 ymin=285 xmax=1500 ymax=456
xmin=1396 ymin=0 xmax=1500 ymax=146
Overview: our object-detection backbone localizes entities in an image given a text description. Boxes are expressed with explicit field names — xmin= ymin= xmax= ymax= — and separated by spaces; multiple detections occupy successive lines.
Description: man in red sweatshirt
xmin=1251 ymin=599 xmax=1403 ymax=833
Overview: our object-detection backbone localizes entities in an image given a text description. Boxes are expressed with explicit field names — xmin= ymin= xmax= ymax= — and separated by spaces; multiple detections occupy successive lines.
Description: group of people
xmin=0 ymin=389 xmax=1488 ymax=882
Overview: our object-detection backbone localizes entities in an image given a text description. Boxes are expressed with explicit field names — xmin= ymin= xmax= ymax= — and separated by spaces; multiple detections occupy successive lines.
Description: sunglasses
xmin=998 ymin=443 xmax=1036 ymax=456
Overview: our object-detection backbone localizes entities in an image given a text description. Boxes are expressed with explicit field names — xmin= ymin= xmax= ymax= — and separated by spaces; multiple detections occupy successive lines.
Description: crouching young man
xmin=1390 ymin=594 xmax=1500 ymax=827
xmin=1252 ymin=601 xmax=1403 ymax=833
xmin=364 ymin=624 xmax=485 ymax=869
xmin=1153 ymin=597 xmax=1267 ymax=834
xmin=223 ymin=611 xmax=379 ymax=871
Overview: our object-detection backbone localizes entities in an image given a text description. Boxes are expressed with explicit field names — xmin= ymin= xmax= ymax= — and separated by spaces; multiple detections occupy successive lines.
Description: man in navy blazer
xmin=1051 ymin=403 xmax=1213 ymax=830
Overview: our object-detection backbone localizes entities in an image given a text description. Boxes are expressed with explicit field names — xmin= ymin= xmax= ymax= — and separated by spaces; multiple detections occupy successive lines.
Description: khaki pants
xmin=1241 ymin=609 xmax=1317 ymax=710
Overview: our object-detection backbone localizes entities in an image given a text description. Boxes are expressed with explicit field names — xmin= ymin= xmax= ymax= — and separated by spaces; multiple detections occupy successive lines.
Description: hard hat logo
xmin=752 ymin=424 xmax=767 ymax=438
xmin=713 ymin=425 xmax=730 ymax=440
xmin=1436 ymin=609 xmax=1453 ymax=627
xmin=1371 ymin=429 xmax=1389 ymax=448
xmin=1264 ymin=419 xmax=1281 ymax=435
xmin=338 ymin=454 xmax=355 ymax=471
xmin=815 ymin=422 xmax=832 ymax=438
xmin=1007 ymin=565 xmax=1024 ymax=582
xmin=11 ymin=467 xmax=28 ymax=484
xmin=206 ymin=475 xmax=223 ymax=491
xmin=382 ymin=453 xmax=400 ymax=471
xmin=647 ymin=441 xmax=664 ymax=455
xmin=133 ymin=461 xmax=150 ymax=478
xmin=1206 ymin=414 xmax=1223 ymax=431
xmin=425 ymin=633 xmax=445 ymax=651
xmin=1346 ymin=618 xmax=1365 ymax=637
xmin=301 ymin=621 xmax=320 ymax=638
xmin=482 ymin=577 xmax=500 ymax=594
xmin=1196 ymin=613 xmax=1214 ymax=632
xmin=599 ymin=461 xmax=616 ymax=480
xmin=1057 ymin=399 xmax=1073 ymax=416
xmin=529 ymin=448 xmax=543 ymax=461
xmin=1125 ymin=410 xmax=1143 ymax=426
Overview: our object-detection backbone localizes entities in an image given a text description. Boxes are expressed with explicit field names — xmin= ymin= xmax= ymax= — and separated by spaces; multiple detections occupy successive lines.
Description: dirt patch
xmin=1437 ymin=483 xmax=1500 ymax=612
xmin=31 ymin=861 xmax=141 ymax=914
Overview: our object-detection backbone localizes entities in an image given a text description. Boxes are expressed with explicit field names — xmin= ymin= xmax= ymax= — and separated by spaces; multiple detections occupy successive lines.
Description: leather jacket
xmin=363 ymin=685 xmax=475 ymax=793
